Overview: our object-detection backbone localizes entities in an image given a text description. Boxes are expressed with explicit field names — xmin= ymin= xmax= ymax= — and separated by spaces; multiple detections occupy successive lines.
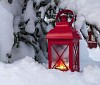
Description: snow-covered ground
xmin=0 ymin=47 xmax=100 ymax=85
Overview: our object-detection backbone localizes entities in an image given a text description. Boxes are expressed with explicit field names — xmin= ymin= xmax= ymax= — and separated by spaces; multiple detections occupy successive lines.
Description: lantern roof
xmin=46 ymin=22 xmax=81 ymax=40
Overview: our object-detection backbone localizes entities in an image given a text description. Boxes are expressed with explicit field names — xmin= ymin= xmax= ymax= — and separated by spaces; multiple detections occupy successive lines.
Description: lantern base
xmin=88 ymin=42 xmax=97 ymax=48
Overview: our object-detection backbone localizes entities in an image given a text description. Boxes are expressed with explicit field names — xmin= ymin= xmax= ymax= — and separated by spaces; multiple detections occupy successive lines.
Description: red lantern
xmin=46 ymin=10 xmax=81 ymax=72
xmin=88 ymin=30 xmax=97 ymax=48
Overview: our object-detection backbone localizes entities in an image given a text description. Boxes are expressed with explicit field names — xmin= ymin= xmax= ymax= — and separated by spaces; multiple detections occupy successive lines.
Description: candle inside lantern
xmin=54 ymin=58 xmax=69 ymax=71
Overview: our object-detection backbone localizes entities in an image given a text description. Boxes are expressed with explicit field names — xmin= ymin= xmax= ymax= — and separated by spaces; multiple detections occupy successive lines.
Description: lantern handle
xmin=56 ymin=10 xmax=75 ymax=26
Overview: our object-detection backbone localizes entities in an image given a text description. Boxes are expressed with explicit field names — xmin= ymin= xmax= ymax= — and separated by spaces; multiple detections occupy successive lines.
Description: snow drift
xmin=0 ymin=57 xmax=100 ymax=85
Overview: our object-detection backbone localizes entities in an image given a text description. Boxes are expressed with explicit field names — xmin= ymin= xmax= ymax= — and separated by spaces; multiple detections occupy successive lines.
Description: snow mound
xmin=0 ymin=56 xmax=100 ymax=85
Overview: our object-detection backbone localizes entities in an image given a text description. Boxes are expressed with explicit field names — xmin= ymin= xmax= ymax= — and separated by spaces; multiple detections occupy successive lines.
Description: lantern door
xmin=49 ymin=43 xmax=70 ymax=71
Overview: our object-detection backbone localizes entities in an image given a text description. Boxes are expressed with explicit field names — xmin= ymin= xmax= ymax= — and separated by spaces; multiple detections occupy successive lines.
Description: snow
xmin=88 ymin=47 xmax=100 ymax=61
xmin=13 ymin=16 xmax=20 ymax=33
xmin=0 ymin=4 xmax=14 ymax=62
xmin=24 ymin=0 xmax=36 ymax=33
xmin=46 ymin=24 xmax=53 ymax=32
xmin=0 ymin=0 xmax=11 ymax=12
xmin=11 ymin=42 xmax=35 ymax=63
xmin=59 ymin=0 xmax=100 ymax=28
xmin=80 ymin=40 xmax=89 ymax=70
xmin=11 ymin=0 xmax=23 ymax=16
xmin=79 ymin=36 xmax=100 ymax=71
xmin=0 ymin=56 xmax=100 ymax=85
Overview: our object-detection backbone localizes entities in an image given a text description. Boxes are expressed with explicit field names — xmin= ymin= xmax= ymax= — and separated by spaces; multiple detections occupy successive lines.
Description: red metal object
xmin=88 ymin=31 xmax=97 ymax=48
xmin=46 ymin=10 xmax=81 ymax=72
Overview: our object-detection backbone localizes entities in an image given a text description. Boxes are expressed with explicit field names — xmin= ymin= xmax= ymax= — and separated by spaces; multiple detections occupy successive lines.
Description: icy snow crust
xmin=0 ymin=56 xmax=100 ymax=85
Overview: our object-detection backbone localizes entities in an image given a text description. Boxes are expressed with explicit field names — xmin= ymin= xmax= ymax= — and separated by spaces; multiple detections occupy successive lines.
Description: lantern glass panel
xmin=91 ymin=35 xmax=95 ymax=41
xmin=51 ymin=44 xmax=69 ymax=71
xmin=73 ymin=43 xmax=79 ymax=70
